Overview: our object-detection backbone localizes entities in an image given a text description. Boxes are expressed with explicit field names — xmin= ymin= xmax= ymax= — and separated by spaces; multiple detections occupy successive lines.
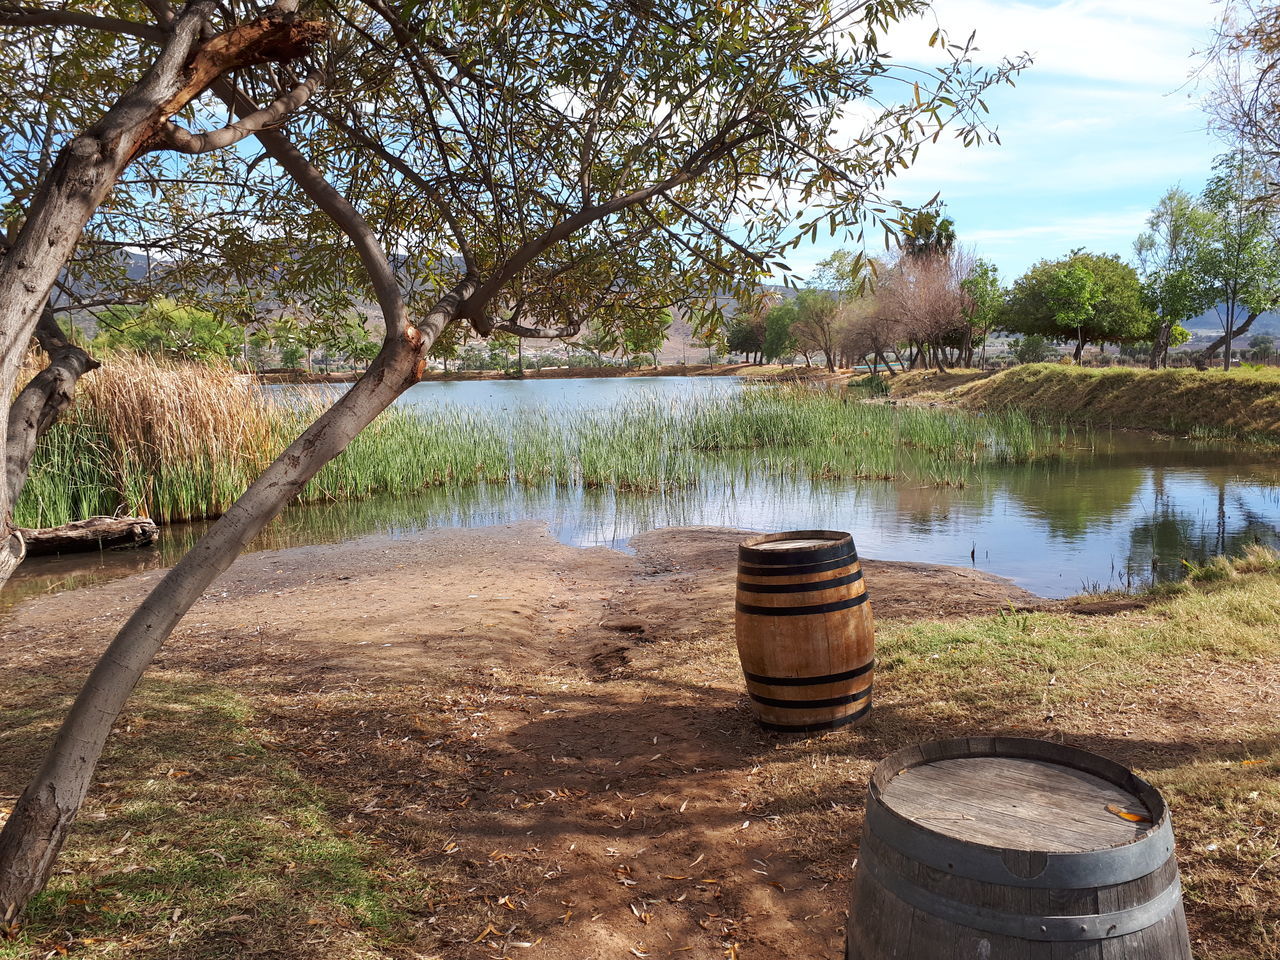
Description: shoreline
xmin=254 ymin=362 xmax=852 ymax=385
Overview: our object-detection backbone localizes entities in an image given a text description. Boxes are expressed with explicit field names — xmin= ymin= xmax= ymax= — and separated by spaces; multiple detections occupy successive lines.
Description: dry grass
xmin=886 ymin=363 xmax=1280 ymax=440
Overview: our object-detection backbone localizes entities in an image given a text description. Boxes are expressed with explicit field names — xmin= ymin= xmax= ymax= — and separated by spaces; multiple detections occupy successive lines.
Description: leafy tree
xmin=1134 ymin=187 xmax=1216 ymax=368
xmin=1001 ymin=252 xmax=1153 ymax=361
xmin=1194 ymin=154 xmax=1280 ymax=370
xmin=902 ymin=204 xmax=957 ymax=261
xmin=1010 ymin=334 xmax=1057 ymax=364
xmin=622 ymin=311 xmax=672 ymax=367
xmin=793 ymin=289 xmax=841 ymax=372
xmin=726 ymin=316 xmax=765 ymax=363
xmin=763 ymin=302 xmax=800 ymax=363
xmin=0 ymin=0 xmax=1026 ymax=916
xmin=279 ymin=344 xmax=305 ymax=370
xmin=95 ymin=299 xmax=240 ymax=363
xmin=960 ymin=258 xmax=1002 ymax=367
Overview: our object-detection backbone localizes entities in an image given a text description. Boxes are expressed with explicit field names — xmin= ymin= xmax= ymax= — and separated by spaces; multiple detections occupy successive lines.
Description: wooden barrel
xmin=734 ymin=530 xmax=874 ymax=732
xmin=847 ymin=737 xmax=1193 ymax=959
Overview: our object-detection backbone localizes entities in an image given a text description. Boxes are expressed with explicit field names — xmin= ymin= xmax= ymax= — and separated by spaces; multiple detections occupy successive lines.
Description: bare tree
xmin=876 ymin=249 xmax=975 ymax=372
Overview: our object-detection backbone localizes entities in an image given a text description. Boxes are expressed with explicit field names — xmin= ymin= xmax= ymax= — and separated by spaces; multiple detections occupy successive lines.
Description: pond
xmin=10 ymin=376 xmax=1280 ymax=605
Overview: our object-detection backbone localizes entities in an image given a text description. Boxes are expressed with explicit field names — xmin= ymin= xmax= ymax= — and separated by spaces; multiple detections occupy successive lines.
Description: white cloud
xmin=965 ymin=209 xmax=1152 ymax=246
xmin=891 ymin=0 xmax=1218 ymax=86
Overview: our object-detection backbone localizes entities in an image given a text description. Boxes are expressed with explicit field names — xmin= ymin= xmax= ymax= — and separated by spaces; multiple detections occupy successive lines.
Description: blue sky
xmin=789 ymin=0 xmax=1226 ymax=285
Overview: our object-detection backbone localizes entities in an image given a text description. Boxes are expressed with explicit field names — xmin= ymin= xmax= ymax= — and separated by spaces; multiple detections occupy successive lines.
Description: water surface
xmin=10 ymin=377 xmax=1280 ymax=604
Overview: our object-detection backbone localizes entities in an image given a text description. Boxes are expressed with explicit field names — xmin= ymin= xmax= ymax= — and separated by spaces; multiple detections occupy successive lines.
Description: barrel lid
xmin=753 ymin=538 xmax=837 ymax=551
xmin=739 ymin=531 xmax=855 ymax=566
xmin=880 ymin=756 xmax=1150 ymax=852
xmin=865 ymin=738 xmax=1174 ymax=888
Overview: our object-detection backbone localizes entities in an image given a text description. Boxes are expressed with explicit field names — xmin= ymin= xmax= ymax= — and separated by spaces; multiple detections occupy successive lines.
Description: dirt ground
xmin=1 ymin=524 xmax=1052 ymax=959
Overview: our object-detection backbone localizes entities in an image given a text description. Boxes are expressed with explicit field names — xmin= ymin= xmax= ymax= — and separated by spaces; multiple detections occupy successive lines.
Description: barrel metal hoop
xmin=743 ymin=659 xmax=874 ymax=687
xmin=739 ymin=538 xmax=853 ymax=566
xmin=737 ymin=570 xmax=863 ymax=595
xmin=758 ymin=700 xmax=871 ymax=733
xmin=735 ymin=593 xmax=869 ymax=618
xmin=738 ymin=554 xmax=857 ymax=577
xmin=859 ymin=847 xmax=1183 ymax=942
xmin=865 ymin=798 xmax=1175 ymax=888
xmin=751 ymin=684 xmax=872 ymax=710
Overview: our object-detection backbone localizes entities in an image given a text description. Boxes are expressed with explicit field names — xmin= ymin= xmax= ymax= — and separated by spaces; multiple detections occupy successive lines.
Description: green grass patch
xmin=0 ymin=675 xmax=426 ymax=959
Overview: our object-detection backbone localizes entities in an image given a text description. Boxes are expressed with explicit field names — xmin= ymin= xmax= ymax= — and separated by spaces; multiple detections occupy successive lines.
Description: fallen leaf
xmin=1105 ymin=803 xmax=1152 ymax=824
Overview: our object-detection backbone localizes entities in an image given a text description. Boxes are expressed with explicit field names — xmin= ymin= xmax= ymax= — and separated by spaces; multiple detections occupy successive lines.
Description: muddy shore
xmin=1 ymin=524 xmax=1039 ymax=682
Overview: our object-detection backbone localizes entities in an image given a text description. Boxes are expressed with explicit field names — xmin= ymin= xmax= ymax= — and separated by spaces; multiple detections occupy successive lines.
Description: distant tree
xmin=279 ymin=344 xmax=305 ymax=370
xmin=1010 ymin=334 xmax=1057 ymax=364
xmin=1002 ymin=252 xmax=1153 ymax=362
xmin=1135 ymin=187 xmax=1216 ymax=368
xmin=960 ymin=258 xmax=1002 ymax=368
xmin=837 ymin=297 xmax=904 ymax=374
xmin=876 ymin=248 xmax=975 ymax=372
xmin=1250 ymin=333 xmax=1276 ymax=361
xmin=792 ymin=289 xmax=841 ymax=372
xmin=725 ymin=316 xmax=765 ymax=363
xmin=622 ymin=310 xmax=672 ymax=367
xmin=902 ymin=205 xmax=957 ymax=260
xmin=336 ymin=317 xmax=378 ymax=372
xmin=762 ymin=302 xmax=799 ymax=363
xmin=95 ymin=299 xmax=240 ymax=363
xmin=1194 ymin=154 xmax=1280 ymax=370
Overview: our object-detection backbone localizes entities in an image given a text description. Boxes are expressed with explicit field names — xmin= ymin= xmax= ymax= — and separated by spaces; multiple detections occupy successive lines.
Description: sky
xmin=788 ymin=0 xmax=1227 ymax=285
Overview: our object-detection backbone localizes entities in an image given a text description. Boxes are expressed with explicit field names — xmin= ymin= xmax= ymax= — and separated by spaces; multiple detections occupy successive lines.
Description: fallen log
xmin=19 ymin=517 xmax=158 ymax=557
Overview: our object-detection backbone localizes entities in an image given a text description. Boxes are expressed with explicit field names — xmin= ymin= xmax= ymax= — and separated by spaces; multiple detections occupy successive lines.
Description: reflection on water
xmin=9 ymin=427 xmax=1280 ymax=603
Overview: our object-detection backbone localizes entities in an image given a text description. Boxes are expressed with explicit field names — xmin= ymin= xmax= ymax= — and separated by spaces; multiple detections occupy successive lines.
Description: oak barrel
xmin=734 ymin=530 xmax=874 ymax=732
xmin=847 ymin=737 xmax=1193 ymax=959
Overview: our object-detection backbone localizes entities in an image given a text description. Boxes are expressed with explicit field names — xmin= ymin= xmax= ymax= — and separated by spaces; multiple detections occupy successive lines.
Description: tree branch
xmin=0 ymin=6 xmax=165 ymax=41
xmin=463 ymin=120 xmax=767 ymax=320
xmin=157 ymin=69 xmax=323 ymax=154
xmin=659 ymin=195 xmax=766 ymax=267
xmin=6 ymin=306 xmax=99 ymax=508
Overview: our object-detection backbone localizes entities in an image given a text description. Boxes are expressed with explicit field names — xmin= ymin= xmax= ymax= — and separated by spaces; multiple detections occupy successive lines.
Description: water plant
xmin=15 ymin=358 xmax=1085 ymax=529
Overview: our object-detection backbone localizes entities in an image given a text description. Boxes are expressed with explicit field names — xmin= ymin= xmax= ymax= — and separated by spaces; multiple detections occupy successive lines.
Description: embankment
xmin=882 ymin=364 xmax=1280 ymax=440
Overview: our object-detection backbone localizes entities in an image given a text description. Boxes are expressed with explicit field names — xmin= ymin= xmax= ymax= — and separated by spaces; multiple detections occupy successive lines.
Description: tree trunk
xmin=20 ymin=516 xmax=157 ymax=556
xmin=0 ymin=111 xmax=434 ymax=923
xmin=1149 ymin=318 xmax=1172 ymax=369
xmin=0 ymin=7 xmax=326 ymax=590
xmin=1073 ymin=333 xmax=1085 ymax=363
xmin=1196 ymin=310 xmax=1259 ymax=370
xmin=1223 ymin=308 xmax=1235 ymax=372
xmin=0 ymin=275 xmax=476 ymax=922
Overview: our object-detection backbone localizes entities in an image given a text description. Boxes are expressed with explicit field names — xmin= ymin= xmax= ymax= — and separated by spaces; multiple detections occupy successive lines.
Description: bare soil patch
xmin=2 ymin=525 xmax=1274 ymax=959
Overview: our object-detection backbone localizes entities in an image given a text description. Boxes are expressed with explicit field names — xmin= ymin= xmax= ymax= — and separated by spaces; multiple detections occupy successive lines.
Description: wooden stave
xmin=846 ymin=738 xmax=1194 ymax=959
xmin=734 ymin=532 xmax=874 ymax=731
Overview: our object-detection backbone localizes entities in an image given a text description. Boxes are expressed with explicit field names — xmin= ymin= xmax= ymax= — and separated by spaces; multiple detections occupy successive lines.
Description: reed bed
xmin=15 ymin=358 xmax=1081 ymax=529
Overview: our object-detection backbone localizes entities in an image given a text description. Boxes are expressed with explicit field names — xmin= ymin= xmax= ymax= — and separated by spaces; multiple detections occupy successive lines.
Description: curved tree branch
xmin=158 ymin=69 xmax=323 ymax=154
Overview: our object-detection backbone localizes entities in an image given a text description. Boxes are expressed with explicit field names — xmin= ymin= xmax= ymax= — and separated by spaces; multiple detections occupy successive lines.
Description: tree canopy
xmin=0 ymin=0 xmax=1028 ymax=921
xmin=1001 ymin=252 xmax=1153 ymax=361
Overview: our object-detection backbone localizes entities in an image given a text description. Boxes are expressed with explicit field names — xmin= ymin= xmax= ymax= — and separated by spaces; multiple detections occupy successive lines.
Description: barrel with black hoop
xmin=734 ymin=530 xmax=874 ymax=733
xmin=847 ymin=737 xmax=1193 ymax=959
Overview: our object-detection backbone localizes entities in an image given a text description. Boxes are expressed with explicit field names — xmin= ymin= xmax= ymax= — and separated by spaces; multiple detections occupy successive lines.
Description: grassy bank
xmin=879 ymin=364 xmax=1280 ymax=440
xmin=16 ymin=356 xmax=1079 ymax=528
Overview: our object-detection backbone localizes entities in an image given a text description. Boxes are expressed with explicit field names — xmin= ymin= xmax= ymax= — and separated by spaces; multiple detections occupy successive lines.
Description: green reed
xmin=15 ymin=363 xmax=1083 ymax=529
